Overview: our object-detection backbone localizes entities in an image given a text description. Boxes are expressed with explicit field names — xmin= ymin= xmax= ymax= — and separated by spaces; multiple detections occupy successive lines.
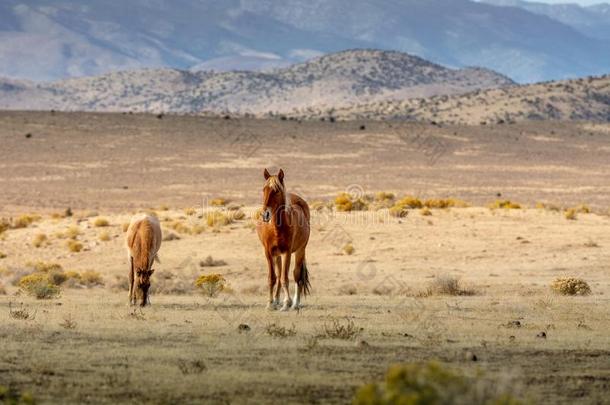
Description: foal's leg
xmin=266 ymin=252 xmax=278 ymax=310
xmin=279 ymin=251 xmax=293 ymax=311
xmin=273 ymin=256 xmax=282 ymax=306
xmin=291 ymin=248 xmax=306 ymax=310
xmin=128 ymin=256 xmax=135 ymax=306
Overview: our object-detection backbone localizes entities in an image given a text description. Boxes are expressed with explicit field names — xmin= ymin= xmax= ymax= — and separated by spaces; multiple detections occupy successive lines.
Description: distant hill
xmin=302 ymin=74 xmax=610 ymax=124
xmin=481 ymin=0 xmax=610 ymax=40
xmin=0 ymin=49 xmax=514 ymax=114
xmin=1 ymin=0 xmax=610 ymax=82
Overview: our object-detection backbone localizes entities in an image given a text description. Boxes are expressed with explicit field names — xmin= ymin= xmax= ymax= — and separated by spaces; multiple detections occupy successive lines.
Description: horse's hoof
xmin=279 ymin=305 xmax=290 ymax=312
xmin=266 ymin=302 xmax=278 ymax=311
xmin=290 ymin=304 xmax=301 ymax=311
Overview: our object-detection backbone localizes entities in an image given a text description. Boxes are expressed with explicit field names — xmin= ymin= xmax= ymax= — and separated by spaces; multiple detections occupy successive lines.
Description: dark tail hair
xmin=299 ymin=261 xmax=311 ymax=296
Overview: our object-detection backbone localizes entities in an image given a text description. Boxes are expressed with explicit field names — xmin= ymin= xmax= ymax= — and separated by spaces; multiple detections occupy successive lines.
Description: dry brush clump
xmin=93 ymin=217 xmax=110 ymax=227
xmin=424 ymin=275 xmax=476 ymax=296
xmin=15 ymin=263 xmax=104 ymax=296
xmin=195 ymin=273 xmax=227 ymax=297
xmin=199 ymin=255 xmax=227 ymax=267
xmin=99 ymin=231 xmax=111 ymax=242
xmin=343 ymin=243 xmax=355 ymax=255
xmin=67 ymin=240 xmax=83 ymax=253
xmin=390 ymin=196 xmax=460 ymax=218
xmin=0 ymin=384 xmax=36 ymax=404
xmin=424 ymin=198 xmax=469 ymax=209
xmin=551 ymin=277 xmax=591 ymax=296
xmin=489 ymin=200 xmax=521 ymax=209
xmin=11 ymin=214 xmax=42 ymax=229
xmin=335 ymin=193 xmax=370 ymax=212
xmin=353 ymin=362 xmax=526 ymax=405
xmin=32 ymin=233 xmax=48 ymax=248
xmin=564 ymin=205 xmax=590 ymax=220
xmin=322 ymin=318 xmax=359 ymax=340
xmin=18 ymin=273 xmax=61 ymax=299
xmin=266 ymin=323 xmax=297 ymax=338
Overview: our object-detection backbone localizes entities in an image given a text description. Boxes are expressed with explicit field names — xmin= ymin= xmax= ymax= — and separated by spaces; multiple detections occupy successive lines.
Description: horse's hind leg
xmin=291 ymin=248 xmax=306 ymax=310
xmin=266 ymin=253 xmax=278 ymax=310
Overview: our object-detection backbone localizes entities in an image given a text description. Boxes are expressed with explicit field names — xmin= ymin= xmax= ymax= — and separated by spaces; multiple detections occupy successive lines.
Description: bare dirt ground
xmin=0 ymin=112 xmax=609 ymax=404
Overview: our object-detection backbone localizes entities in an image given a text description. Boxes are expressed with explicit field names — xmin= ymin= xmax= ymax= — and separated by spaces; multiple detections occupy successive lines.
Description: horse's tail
xmin=299 ymin=260 xmax=311 ymax=296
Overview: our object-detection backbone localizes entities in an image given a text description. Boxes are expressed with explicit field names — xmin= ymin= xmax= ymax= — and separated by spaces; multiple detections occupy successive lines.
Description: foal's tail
xmin=299 ymin=261 xmax=311 ymax=296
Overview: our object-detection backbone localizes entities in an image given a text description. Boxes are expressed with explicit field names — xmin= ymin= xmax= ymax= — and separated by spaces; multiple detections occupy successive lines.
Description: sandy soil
xmin=0 ymin=112 xmax=609 ymax=404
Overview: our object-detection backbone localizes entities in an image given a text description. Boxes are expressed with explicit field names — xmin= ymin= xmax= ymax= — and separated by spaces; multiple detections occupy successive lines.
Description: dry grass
xmin=93 ymin=217 xmax=110 ymax=227
xmin=489 ymin=200 xmax=521 ymax=209
xmin=335 ymin=193 xmax=369 ymax=212
xmin=29 ymin=261 xmax=63 ymax=273
xmin=424 ymin=198 xmax=469 ymax=209
xmin=11 ymin=214 xmax=42 ymax=229
xmin=99 ymin=231 xmax=111 ymax=242
xmin=0 ymin=218 xmax=10 ymax=234
xmin=551 ymin=277 xmax=591 ymax=296
xmin=32 ymin=233 xmax=48 ymax=248
xmin=59 ymin=314 xmax=78 ymax=330
xmin=564 ymin=208 xmax=578 ymax=220
xmin=424 ymin=275 xmax=476 ymax=296
xmin=184 ymin=207 xmax=197 ymax=216
xmin=206 ymin=211 xmax=233 ymax=227
xmin=210 ymin=198 xmax=229 ymax=207
xmin=389 ymin=206 xmax=409 ymax=218
xmin=343 ymin=243 xmax=355 ymax=255
xmin=195 ymin=274 xmax=226 ymax=297
xmin=322 ymin=318 xmax=359 ymax=340
xmin=536 ymin=202 xmax=561 ymax=212
xmin=67 ymin=240 xmax=84 ymax=253
xmin=266 ymin=323 xmax=297 ymax=338
xmin=199 ymin=256 xmax=227 ymax=267
xmin=353 ymin=362 xmax=525 ymax=405
xmin=0 ymin=252 xmax=6 ymax=259
xmin=8 ymin=302 xmax=36 ymax=320
xmin=394 ymin=196 xmax=423 ymax=209
xmin=420 ymin=207 xmax=432 ymax=216
xmin=18 ymin=273 xmax=61 ymax=299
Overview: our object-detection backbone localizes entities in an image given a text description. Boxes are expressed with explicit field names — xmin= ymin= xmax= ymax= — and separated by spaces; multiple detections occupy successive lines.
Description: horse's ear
xmin=278 ymin=169 xmax=284 ymax=183
xmin=264 ymin=168 xmax=271 ymax=180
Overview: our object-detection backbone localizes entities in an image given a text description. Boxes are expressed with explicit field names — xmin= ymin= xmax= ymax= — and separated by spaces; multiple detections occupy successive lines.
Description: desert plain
xmin=0 ymin=111 xmax=609 ymax=404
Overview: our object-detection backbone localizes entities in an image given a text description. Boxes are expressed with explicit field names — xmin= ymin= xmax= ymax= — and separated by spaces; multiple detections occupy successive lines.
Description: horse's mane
xmin=265 ymin=176 xmax=290 ymax=209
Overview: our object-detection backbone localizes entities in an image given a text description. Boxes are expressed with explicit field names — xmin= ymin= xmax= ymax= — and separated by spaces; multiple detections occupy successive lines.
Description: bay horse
xmin=256 ymin=168 xmax=311 ymax=311
xmin=126 ymin=214 xmax=162 ymax=306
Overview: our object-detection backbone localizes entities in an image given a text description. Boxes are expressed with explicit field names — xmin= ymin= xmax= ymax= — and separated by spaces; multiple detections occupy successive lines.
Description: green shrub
xmin=353 ymin=362 xmax=526 ymax=405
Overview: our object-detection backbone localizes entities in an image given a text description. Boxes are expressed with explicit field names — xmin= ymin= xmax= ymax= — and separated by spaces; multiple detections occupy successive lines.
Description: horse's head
xmin=134 ymin=268 xmax=154 ymax=307
xmin=261 ymin=168 xmax=287 ymax=223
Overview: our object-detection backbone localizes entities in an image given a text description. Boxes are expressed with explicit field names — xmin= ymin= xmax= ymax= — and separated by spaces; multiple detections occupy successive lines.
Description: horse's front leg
xmin=128 ymin=257 xmax=135 ymax=306
xmin=266 ymin=252 xmax=278 ymax=310
xmin=279 ymin=251 xmax=293 ymax=311
xmin=273 ymin=256 xmax=282 ymax=306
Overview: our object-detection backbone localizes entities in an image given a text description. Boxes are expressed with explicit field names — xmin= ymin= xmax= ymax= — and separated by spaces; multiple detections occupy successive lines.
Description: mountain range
xmin=1 ymin=0 xmax=610 ymax=83
xmin=0 ymin=49 xmax=514 ymax=114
